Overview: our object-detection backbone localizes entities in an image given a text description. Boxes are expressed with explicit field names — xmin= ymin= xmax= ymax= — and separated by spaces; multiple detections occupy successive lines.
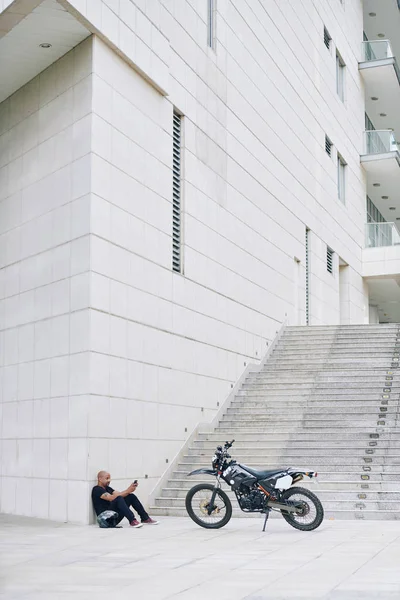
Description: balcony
xmin=361 ymin=129 xmax=400 ymax=168
xmin=361 ymin=131 xmax=400 ymax=223
xmin=363 ymin=223 xmax=400 ymax=317
xmin=361 ymin=39 xmax=398 ymax=65
xmin=365 ymin=222 xmax=400 ymax=248
xmin=364 ymin=222 xmax=400 ymax=278
xmin=360 ymin=41 xmax=400 ymax=141
xmin=363 ymin=130 xmax=399 ymax=155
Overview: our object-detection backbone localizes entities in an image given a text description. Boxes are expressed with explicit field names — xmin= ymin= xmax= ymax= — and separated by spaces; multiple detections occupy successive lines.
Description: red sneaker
xmin=142 ymin=518 xmax=159 ymax=525
xmin=130 ymin=519 xmax=143 ymax=528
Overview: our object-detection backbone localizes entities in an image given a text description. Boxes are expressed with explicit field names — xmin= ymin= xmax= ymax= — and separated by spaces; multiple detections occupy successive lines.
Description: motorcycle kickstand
xmin=262 ymin=508 xmax=271 ymax=532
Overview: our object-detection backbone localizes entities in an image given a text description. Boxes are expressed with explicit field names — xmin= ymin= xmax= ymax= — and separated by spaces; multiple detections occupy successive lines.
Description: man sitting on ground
xmin=92 ymin=471 xmax=159 ymax=528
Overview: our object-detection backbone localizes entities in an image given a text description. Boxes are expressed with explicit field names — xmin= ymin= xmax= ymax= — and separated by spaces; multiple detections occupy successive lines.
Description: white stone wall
xmin=83 ymin=0 xmax=367 ymax=504
xmin=87 ymin=36 xmax=262 ymax=505
xmin=0 ymin=0 xmax=15 ymax=13
xmin=0 ymin=0 xmax=369 ymax=522
xmin=0 ymin=38 xmax=93 ymax=523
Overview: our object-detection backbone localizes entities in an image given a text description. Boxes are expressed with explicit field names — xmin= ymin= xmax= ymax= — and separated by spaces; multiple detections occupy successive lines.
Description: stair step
xmin=170 ymin=471 xmax=400 ymax=483
xmin=187 ymin=447 xmax=400 ymax=457
xmin=241 ymin=385 xmax=400 ymax=392
xmin=226 ymin=408 xmax=399 ymax=416
xmin=164 ymin=477 xmax=400 ymax=491
xmin=230 ymin=401 xmax=400 ymax=409
xmin=169 ymin=476 xmax=400 ymax=493
xmin=149 ymin=506 xmax=400 ymax=520
xmin=193 ymin=440 xmax=400 ymax=449
xmin=283 ymin=329 xmax=400 ymax=336
xmin=177 ymin=462 xmax=400 ymax=475
xmin=278 ymin=342 xmax=400 ymax=346
xmin=237 ymin=390 xmax=398 ymax=397
xmin=198 ymin=431 xmax=400 ymax=440
xmin=269 ymin=350 xmax=399 ymax=355
xmin=159 ymin=490 xmax=400 ymax=505
xmin=218 ymin=419 xmax=398 ymax=428
xmin=248 ymin=371 xmax=400 ymax=378
xmin=258 ymin=366 xmax=400 ymax=371
xmin=158 ymin=488 xmax=400 ymax=501
xmin=151 ymin=497 xmax=400 ymax=511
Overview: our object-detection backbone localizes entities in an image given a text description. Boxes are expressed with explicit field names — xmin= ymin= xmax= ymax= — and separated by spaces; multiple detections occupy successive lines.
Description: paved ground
xmin=1 ymin=514 xmax=400 ymax=599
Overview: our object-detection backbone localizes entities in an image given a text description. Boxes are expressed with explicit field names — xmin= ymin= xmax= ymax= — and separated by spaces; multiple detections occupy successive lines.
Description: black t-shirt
xmin=92 ymin=485 xmax=114 ymax=516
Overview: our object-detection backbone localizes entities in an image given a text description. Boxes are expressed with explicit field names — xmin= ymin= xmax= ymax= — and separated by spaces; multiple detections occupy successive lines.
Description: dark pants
xmin=109 ymin=494 xmax=149 ymax=524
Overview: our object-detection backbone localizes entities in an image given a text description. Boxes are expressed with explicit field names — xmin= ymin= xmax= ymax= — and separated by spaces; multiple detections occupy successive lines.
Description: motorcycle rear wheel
xmin=185 ymin=483 xmax=232 ymax=529
xmin=280 ymin=486 xmax=324 ymax=531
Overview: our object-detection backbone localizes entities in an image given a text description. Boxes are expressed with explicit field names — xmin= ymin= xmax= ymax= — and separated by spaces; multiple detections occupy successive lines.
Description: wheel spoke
xmin=190 ymin=489 xmax=227 ymax=525
xmin=284 ymin=493 xmax=318 ymax=525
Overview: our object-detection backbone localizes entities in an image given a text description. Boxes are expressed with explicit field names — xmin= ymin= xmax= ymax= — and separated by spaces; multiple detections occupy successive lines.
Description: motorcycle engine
xmin=238 ymin=490 xmax=265 ymax=511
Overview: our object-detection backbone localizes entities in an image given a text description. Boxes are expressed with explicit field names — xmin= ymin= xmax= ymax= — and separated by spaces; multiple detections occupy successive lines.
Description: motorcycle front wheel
xmin=185 ymin=483 xmax=232 ymax=529
xmin=279 ymin=486 xmax=324 ymax=531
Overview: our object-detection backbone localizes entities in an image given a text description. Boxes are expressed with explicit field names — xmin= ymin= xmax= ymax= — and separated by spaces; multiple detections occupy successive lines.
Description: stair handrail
xmin=148 ymin=319 xmax=288 ymax=508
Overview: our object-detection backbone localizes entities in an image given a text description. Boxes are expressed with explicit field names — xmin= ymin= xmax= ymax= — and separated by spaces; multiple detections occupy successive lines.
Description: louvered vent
xmin=325 ymin=135 xmax=333 ymax=156
xmin=172 ymin=111 xmax=182 ymax=273
xmin=324 ymin=27 xmax=331 ymax=50
xmin=327 ymin=246 xmax=334 ymax=274
xmin=207 ymin=0 xmax=215 ymax=48
xmin=305 ymin=228 xmax=310 ymax=326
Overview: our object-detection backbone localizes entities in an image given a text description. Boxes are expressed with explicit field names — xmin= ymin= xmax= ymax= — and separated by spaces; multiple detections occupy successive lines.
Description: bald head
xmin=97 ymin=471 xmax=111 ymax=487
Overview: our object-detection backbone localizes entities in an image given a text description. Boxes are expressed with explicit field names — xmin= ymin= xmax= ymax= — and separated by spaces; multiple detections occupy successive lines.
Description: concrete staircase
xmin=150 ymin=324 xmax=400 ymax=520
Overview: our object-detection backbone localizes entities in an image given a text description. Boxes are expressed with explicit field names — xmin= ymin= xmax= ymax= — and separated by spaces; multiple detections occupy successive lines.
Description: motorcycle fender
xmin=288 ymin=469 xmax=317 ymax=479
xmin=187 ymin=468 xmax=217 ymax=477
xmin=274 ymin=474 xmax=293 ymax=490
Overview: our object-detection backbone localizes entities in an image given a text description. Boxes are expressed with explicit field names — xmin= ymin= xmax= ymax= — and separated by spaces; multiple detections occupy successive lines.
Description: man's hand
xmin=107 ymin=481 xmax=139 ymax=499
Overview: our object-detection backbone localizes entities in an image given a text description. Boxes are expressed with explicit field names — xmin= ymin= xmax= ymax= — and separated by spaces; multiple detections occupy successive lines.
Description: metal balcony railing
xmin=364 ymin=130 xmax=399 ymax=155
xmin=366 ymin=222 xmax=400 ymax=248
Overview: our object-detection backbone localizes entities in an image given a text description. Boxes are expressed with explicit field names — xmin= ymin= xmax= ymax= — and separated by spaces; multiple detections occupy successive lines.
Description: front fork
xmin=207 ymin=475 xmax=222 ymax=515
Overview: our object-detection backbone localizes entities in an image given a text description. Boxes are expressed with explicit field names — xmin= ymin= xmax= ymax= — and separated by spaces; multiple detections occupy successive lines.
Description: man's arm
xmin=100 ymin=484 xmax=136 ymax=502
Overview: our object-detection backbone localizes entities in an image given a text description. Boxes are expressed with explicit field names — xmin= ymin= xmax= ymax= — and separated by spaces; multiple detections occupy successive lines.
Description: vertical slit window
xmin=305 ymin=228 xmax=310 ymax=326
xmin=172 ymin=111 xmax=182 ymax=273
xmin=327 ymin=247 xmax=334 ymax=274
xmin=336 ymin=51 xmax=345 ymax=101
xmin=337 ymin=153 xmax=346 ymax=203
xmin=207 ymin=0 xmax=215 ymax=49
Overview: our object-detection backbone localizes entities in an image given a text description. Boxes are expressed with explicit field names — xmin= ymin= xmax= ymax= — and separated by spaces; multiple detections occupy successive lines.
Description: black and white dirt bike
xmin=186 ymin=440 xmax=324 ymax=532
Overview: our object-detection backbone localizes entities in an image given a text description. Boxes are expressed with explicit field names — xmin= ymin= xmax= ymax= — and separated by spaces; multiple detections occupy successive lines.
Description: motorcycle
xmin=186 ymin=440 xmax=324 ymax=531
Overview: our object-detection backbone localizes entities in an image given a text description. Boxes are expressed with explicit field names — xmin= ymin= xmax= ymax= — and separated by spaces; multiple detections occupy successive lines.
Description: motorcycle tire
xmin=185 ymin=483 xmax=232 ymax=529
xmin=279 ymin=486 xmax=324 ymax=531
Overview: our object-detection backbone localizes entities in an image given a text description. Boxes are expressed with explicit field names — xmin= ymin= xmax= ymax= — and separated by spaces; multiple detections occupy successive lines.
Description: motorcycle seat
xmin=238 ymin=464 xmax=287 ymax=480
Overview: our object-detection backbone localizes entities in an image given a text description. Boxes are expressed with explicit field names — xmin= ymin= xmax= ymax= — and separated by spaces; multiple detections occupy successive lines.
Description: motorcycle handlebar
xmin=215 ymin=440 xmax=235 ymax=456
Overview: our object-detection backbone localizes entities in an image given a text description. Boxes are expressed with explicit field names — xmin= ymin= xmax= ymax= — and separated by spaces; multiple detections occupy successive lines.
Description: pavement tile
xmin=1 ymin=515 xmax=400 ymax=600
